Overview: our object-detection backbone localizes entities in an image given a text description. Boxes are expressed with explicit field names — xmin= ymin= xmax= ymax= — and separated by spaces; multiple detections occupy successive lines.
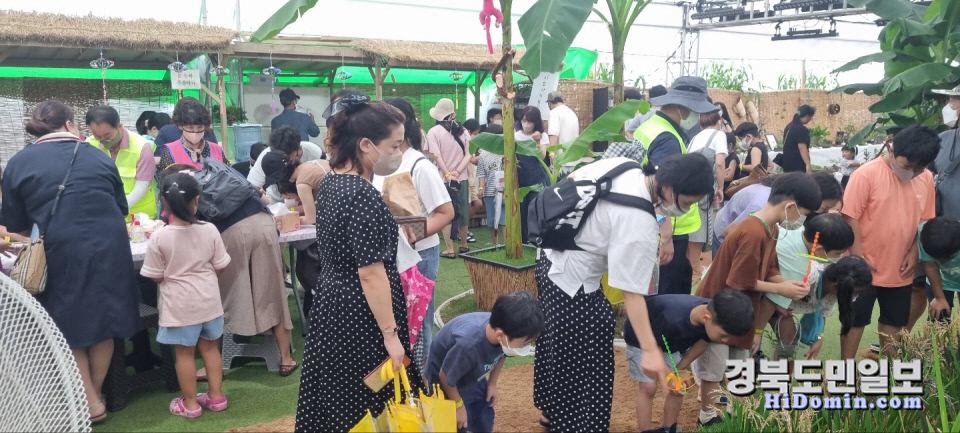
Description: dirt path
xmin=230 ymin=348 xmax=701 ymax=433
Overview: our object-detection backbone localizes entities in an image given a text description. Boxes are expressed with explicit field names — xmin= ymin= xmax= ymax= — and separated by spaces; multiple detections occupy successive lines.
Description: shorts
xmin=852 ymin=285 xmax=912 ymax=328
xmin=483 ymin=195 xmax=505 ymax=228
xmin=689 ymin=205 xmax=712 ymax=244
xmin=157 ymin=316 xmax=224 ymax=346
xmin=692 ymin=342 xmax=750 ymax=383
xmin=626 ymin=345 xmax=679 ymax=383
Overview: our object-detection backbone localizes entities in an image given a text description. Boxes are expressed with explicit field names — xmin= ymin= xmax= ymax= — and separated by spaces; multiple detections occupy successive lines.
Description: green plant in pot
xmin=212 ymin=104 xmax=248 ymax=125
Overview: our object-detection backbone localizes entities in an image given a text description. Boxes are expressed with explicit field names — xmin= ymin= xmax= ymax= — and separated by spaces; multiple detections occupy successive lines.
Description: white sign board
xmin=170 ymin=70 xmax=202 ymax=90
xmin=527 ymin=72 xmax=560 ymax=117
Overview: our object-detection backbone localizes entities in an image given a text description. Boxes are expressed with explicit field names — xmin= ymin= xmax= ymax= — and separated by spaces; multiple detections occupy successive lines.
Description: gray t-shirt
xmin=425 ymin=312 xmax=504 ymax=390
xmin=935 ymin=129 xmax=960 ymax=218
xmin=625 ymin=109 xmax=658 ymax=133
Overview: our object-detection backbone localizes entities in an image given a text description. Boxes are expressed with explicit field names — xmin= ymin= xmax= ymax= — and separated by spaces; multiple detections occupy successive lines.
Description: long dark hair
xmin=160 ymin=173 xmax=201 ymax=224
xmin=386 ymin=98 xmax=423 ymax=151
xmin=716 ymin=102 xmax=733 ymax=128
xmin=822 ymin=255 xmax=872 ymax=336
xmin=327 ymin=100 xmax=405 ymax=176
xmin=26 ymin=100 xmax=75 ymax=137
xmin=521 ymin=107 xmax=545 ymax=134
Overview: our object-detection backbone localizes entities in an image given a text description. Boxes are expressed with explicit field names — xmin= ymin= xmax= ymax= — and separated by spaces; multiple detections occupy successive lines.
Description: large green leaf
xmin=881 ymin=62 xmax=954 ymax=94
xmin=893 ymin=18 xmax=939 ymax=48
xmin=518 ymin=0 xmax=596 ymax=79
xmin=553 ymin=99 xmax=648 ymax=167
xmin=832 ymin=52 xmax=896 ymax=73
xmin=469 ymin=133 xmax=542 ymax=157
xmin=849 ymin=0 xmax=925 ymax=20
xmin=250 ymin=0 xmax=319 ymax=43
xmin=833 ymin=82 xmax=884 ymax=95
xmin=870 ymin=87 xmax=923 ymax=112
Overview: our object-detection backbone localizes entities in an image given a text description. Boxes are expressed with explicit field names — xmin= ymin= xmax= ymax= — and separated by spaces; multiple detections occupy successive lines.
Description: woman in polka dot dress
xmin=295 ymin=96 xmax=422 ymax=432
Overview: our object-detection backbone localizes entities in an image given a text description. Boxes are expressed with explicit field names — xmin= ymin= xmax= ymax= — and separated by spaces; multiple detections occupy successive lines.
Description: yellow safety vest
xmin=88 ymin=130 xmax=158 ymax=221
xmin=633 ymin=114 xmax=700 ymax=235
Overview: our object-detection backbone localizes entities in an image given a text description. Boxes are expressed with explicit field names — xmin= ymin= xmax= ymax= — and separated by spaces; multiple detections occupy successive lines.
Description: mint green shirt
xmin=919 ymin=222 xmax=960 ymax=291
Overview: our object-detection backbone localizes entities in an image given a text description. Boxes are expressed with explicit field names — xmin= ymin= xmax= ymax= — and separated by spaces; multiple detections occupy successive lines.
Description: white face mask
xmin=521 ymin=121 xmax=534 ymax=133
xmin=678 ymin=109 xmax=698 ymax=130
xmin=889 ymin=159 xmax=918 ymax=183
xmin=284 ymin=198 xmax=298 ymax=209
xmin=500 ymin=337 xmax=534 ymax=357
xmin=738 ymin=139 xmax=750 ymax=151
xmin=943 ymin=104 xmax=959 ymax=127
xmin=659 ymin=190 xmax=689 ymax=217
xmin=778 ymin=203 xmax=806 ymax=230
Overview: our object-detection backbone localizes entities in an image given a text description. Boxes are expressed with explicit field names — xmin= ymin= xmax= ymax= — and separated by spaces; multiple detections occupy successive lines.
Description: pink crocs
xmin=169 ymin=396 xmax=202 ymax=419
xmin=197 ymin=393 xmax=228 ymax=412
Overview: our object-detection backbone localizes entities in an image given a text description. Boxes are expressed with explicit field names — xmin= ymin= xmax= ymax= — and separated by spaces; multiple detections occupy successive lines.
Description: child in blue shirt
xmin=623 ymin=289 xmax=754 ymax=433
xmin=425 ymin=291 xmax=544 ymax=433
xmin=919 ymin=217 xmax=960 ymax=321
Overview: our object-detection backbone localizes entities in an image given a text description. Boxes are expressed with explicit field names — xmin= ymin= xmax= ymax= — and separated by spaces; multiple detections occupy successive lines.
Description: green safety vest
xmin=88 ymin=130 xmax=158 ymax=221
xmin=634 ymin=115 xmax=700 ymax=236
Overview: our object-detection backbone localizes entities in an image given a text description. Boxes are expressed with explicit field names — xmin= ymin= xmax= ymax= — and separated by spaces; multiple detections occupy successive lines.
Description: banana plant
xmin=517 ymin=0 xmax=597 ymax=79
xmin=832 ymin=0 xmax=960 ymax=144
xmin=592 ymin=0 xmax=653 ymax=104
xmin=249 ymin=0 xmax=319 ymax=43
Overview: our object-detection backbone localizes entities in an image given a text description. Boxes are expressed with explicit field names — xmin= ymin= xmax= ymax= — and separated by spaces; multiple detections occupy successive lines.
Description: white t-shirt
xmin=548 ymin=104 xmax=580 ymax=145
xmin=688 ymin=129 xmax=728 ymax=156
xmin=840 ymin=158 xmax=857 ymax=176
xmin=248 ymin=141 xmax=325 ymax=203
xmin=515 ymin=130 xmax=550 ymax=146
xmin=544 ymin=157 xmax=659 ymax=298
xmin=373 ymin=148 xmax=451 ymax=252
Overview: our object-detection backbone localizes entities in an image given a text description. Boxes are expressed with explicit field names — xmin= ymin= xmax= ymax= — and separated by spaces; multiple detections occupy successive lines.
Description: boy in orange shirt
xmin=840 ymin=125 xmax=940 ymax=359
xmin=693 ymin=172 xmax=819 ymax=426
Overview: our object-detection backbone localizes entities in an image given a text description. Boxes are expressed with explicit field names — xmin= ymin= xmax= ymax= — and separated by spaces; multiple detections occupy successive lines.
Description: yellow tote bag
xmin=602 ymin=273 xmax=625 ymax=305
xmin=349 ymin=409 xmax=378 ymax=433
xmin=420 ymin=384 xmax=457 ymax=433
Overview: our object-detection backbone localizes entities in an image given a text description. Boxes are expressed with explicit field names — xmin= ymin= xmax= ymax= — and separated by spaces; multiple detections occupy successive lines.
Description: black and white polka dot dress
xmin=533 ymin=252 xmax=615 ymax=433
xmin=295 ymin=173 xmax=420 ymax=432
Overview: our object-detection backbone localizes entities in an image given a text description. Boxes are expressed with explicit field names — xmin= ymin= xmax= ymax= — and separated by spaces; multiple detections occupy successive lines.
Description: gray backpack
xmin=193 ymin=157 xmax=258 ymax=221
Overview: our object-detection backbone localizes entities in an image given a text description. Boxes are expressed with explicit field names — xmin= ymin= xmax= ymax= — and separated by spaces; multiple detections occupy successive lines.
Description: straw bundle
xmin=0 ymin=10 xmax=237 ymax=52
xmin=466 ymin=260 xmax=537 ymax=311
xmin=557 ymin=79 xmax=611 ymax=133
xmin=351 ymin=39 xmax=525 ymax=71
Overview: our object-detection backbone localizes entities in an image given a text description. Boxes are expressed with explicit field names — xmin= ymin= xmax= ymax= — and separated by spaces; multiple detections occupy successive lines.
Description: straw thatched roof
xmin=351 ymin=39 xmax=525 ymax=70
xmin=0 ymin=10 xmax=237 ymax=52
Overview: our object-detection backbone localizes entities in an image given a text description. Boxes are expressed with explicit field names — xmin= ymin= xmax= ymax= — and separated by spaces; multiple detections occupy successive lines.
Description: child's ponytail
xmin=160 ymin=173 xmax=201 ymax=224
xmin=824 ymin=255 xmax=872 ymax=336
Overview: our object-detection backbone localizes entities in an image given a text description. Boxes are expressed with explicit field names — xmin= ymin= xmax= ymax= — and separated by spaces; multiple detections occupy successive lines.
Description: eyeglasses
xmin=180 ymin=128 xmax=205 ymax=135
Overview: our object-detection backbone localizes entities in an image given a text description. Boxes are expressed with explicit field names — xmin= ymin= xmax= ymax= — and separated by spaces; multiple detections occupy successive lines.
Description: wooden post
xmin=800 ymin=59 xmax=807 ymax=90
xmin=368 ymin=63 xmax=391 ymax=100
xmin=218 ymin=55 xmax=230 ymax=160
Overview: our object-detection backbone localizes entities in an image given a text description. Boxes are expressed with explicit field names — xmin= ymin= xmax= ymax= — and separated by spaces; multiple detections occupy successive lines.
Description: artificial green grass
xmin=465 ymin=245 xmax=538 ymax=267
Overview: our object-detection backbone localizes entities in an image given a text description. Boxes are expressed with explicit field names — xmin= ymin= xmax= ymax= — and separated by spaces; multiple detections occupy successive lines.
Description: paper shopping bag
xmin=383 ymin=172 xmax=422 ymax=217
xmin=420 ymin=385 xmax=457 ymax=433
xmin=401 ymin=267 xmax=435 ymax=347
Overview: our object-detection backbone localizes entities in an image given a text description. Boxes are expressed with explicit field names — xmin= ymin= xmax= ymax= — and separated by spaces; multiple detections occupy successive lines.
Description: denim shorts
xmin=483 ymin=195 xmax=505 ymax=228
xmin=157 ymin=316 xmax=224 ymax=346
xmin=626 ymin=345 xmax=678 ymax=383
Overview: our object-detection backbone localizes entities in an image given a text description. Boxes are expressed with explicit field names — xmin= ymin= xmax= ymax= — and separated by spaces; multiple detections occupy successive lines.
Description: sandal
xmin=279 ymin=361 xmax=300 ymax=377
xmin=197 ymin=393 xmax=228 ymax=412
xmin=169 ymin=396 xmax=202 ymax=419
xmin=459 ymin=246 xmax=470 ymax=254
xmin=89 ymin=400 xmax=108 ymax=424
xmin=440 ymin=252 xmax=457 ymax=259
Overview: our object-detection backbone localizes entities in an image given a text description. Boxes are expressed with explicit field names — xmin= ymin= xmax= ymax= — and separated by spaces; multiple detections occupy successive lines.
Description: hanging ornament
xmin=90 ymin=46 xmax=114 ymax=105
xmin=167 ymin=62 xmax=189 ymax=73
xmin=213 ymin=65 xmax=229 ymax=77
xmin=335 ymin=54 xmax=351 ymax=89
xmin=262 ymin=53 xmax=282 ymax=114
xmin=450 ymin=71 xmax=464 ymax=110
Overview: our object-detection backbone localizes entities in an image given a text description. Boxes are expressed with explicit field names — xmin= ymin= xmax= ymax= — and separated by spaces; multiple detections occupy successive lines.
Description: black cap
xmin=734 ymin=122 xmax=759 ymax=138
xmin=261 ymin=150 xmax=291 ymax=189
xmin=279 ymin=88 xmax=300 ymax=106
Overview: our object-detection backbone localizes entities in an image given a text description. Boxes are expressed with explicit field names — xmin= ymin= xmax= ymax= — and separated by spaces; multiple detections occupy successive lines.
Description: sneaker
xmin=870 ymin=342 xmax=881 ymax=353
xmin=467 ymin=235 xmax=477 ymax=243
xmin=169 ymin=396 xmax=202 ymax=419
xmin=697 ymin=416 xmax=723 ymax=428
xmin=197 ymin=393 xmax=228 ymax=412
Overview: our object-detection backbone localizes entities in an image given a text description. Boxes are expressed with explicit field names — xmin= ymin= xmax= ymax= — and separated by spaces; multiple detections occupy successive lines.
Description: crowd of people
xmin=4 ymin=77 xmax=960 ymax=433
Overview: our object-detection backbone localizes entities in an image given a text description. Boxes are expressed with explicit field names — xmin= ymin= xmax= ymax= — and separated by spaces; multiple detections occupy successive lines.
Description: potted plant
xmin=212 ymin=104 xmax=248 ymax=125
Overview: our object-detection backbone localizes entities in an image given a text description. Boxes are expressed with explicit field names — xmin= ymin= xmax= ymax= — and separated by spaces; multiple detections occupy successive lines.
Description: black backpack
xmin=193 ymin=157 xmax=258 ymax=221
xmin=527 ymin=160 xmax=655 ymax=251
